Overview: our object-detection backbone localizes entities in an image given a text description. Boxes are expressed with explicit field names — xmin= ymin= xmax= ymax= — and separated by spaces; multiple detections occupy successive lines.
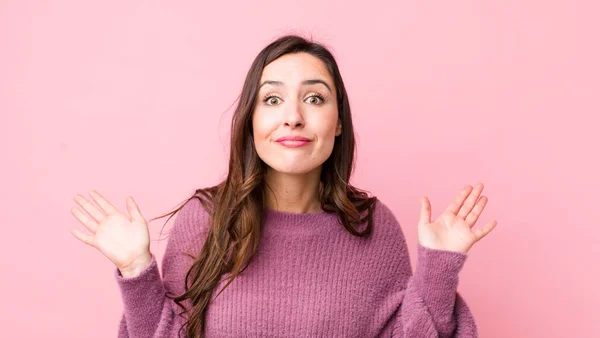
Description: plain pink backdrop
xmin=1 ymin=1 xmax=598 ymax=337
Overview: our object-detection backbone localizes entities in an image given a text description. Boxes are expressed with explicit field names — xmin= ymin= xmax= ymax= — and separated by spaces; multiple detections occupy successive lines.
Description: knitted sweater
xmin=115 ymin=197 xmax=478 ymax=337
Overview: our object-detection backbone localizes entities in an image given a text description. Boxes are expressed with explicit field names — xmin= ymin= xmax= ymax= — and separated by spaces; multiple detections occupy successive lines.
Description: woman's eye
xmin=264 ymin=96 xmax=281 ymax=105
xmin=306 ymin=95 xmax=324 ymax=105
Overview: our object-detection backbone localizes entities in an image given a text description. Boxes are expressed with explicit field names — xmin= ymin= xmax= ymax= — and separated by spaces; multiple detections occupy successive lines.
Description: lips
xmin=275 ymin=136 xmax=312 ymax=148
xmin=275 ymin=136 xmax=311 ymax=142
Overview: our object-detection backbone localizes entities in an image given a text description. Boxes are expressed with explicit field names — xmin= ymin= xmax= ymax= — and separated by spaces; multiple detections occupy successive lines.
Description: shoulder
xmin=167 ymin=195 xmax=212 ymax=253
xmin=175 ymin=195 xmax=212 ymax=230
xmin=362 ymin=198 xmax=414 ymax=280
xmin=370 ymin=198 xmax=408 ymax=244
xmin=161 ymin=195 xmax=213 ymax=282
xmin=371 ymin=199 xmax=402 ymax=230
xmin=372 ymin=198 xmax=397 ymax=223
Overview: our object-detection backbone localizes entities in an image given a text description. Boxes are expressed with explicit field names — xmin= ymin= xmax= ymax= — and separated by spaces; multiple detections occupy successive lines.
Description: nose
xmin=283 ymin=99 xmax=305 ymax=128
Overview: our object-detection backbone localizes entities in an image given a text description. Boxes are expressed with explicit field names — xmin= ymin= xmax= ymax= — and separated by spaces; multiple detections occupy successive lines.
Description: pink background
xmin=1 ymin=1 xmax=598 ymax=337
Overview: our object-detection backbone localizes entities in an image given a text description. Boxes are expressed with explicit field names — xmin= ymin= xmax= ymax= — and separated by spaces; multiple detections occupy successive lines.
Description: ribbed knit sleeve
xmin=372 ymin=201 xmax=478 ymax=338
xmin=116 ymin=252 xmax=170 ymax=337
xmin=115 ymin=197 xmax=210 ymax=338
xmin=392 ymin=243 xmax=478 ymax=337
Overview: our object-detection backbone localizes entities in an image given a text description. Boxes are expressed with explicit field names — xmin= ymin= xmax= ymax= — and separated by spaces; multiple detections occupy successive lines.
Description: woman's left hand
xmin=418 ymin=183 xmax=497 ymax=254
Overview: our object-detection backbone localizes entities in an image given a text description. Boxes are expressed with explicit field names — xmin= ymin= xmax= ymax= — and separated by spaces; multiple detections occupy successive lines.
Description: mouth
xmin=276 ymin=140 xmax=312 ymax=148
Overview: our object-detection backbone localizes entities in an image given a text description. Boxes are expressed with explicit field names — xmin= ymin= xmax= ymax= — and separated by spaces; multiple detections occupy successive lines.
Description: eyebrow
xmin=259 ymin=79 xmax=332 ymax=93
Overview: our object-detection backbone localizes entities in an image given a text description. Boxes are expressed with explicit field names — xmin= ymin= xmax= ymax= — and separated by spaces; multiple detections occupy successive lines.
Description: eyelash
xmin=262 ymin=93 xmax=325 ymax=106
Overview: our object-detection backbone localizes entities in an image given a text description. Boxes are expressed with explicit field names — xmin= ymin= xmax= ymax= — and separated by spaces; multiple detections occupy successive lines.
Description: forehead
xmin=259 ymin=52 xmax=332 ymax=84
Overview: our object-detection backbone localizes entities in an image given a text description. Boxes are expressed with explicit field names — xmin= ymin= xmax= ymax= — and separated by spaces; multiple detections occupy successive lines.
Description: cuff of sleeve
xmin=411 ymin=243 xmax=468 ymax=310
xmin=115 ymin=253 xmax=167 ymax=323
xmin=115 ymin=253 xmax=159 ymax=282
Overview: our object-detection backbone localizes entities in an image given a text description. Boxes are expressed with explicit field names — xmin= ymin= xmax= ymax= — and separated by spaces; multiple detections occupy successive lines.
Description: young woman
xmin=71 ymin=35 xmax=496 ymax=338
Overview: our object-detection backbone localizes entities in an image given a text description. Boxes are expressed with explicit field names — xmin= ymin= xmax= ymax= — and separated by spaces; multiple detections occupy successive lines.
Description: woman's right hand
xmin=70 ymin=190 xmax=152 ymax=278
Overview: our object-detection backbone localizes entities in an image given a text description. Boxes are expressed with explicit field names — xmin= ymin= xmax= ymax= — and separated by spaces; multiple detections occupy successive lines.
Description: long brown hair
xmin=149 ymin=34 xmax=378 ymax=337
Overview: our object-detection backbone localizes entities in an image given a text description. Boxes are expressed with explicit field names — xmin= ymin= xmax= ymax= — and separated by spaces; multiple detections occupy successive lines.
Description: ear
xmin=335 ymin=120 xmax=342 ymax=136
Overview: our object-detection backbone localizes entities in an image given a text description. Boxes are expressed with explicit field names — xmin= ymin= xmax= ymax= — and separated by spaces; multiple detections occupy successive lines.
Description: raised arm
xmin=114 ymin=197 xmax=208 ymax=338
xmin=387 ymin=182 xmax=497 ymax=337
xmin=391 ymin=242 xmax=478 ymax=337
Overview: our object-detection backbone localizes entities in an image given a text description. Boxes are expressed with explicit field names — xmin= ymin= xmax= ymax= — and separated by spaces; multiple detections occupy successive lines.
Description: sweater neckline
xmin=264 ymin=206 xmax=328 ymax=216
xmin=262 ymin=207 xmax=337 ymax=234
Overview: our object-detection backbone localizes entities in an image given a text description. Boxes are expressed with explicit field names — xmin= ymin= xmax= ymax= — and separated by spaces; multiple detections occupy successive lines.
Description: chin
xmin=272 ymin=165 xmax=315 ymax=175
xmin=264 ymin=160 xmax=322 ymax=175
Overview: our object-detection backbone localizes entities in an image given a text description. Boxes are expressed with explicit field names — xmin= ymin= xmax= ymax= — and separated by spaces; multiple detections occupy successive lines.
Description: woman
xmin=71 ymin=34 xmax=497 ymax=337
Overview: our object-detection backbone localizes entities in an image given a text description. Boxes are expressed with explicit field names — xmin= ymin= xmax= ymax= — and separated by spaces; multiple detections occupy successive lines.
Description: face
xmin=252 ymin=52 xmax=342 ymax=175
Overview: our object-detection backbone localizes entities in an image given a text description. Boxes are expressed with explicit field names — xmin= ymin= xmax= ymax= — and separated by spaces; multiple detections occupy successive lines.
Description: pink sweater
xmin=115 ymin=198 xmax=478 ymax=337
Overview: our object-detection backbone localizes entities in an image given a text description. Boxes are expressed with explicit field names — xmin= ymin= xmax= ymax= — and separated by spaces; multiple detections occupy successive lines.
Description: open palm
xmin=418 ymin=183 xmax=497 ymax=254
xmin=70 ymin=190 xmax=151 ymax=274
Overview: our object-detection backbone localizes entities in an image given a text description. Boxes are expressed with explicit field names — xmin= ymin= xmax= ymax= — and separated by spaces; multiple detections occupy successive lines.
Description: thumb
xmin=126 ymin=196 xmax=145 ymax=223
xmin=419 ymin=196 xmax=431 ymax=225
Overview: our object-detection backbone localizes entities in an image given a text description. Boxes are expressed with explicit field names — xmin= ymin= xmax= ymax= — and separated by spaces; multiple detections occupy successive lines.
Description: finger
xmin=457 ymin=183 xmax=484 ymax=220
xmin=445 ymin=185 xmax=473 ymax=215
xmin=89 ymin=190 xmax=119 ymax=215
xmin=70 ymin=228 xmax=96 ymax=248
xmin=419 ymin=196 xmax=431 ymax=225
xmin=71 ymin=206 xmax=99 ymax=233
xmin=126 ymin=196 xmax=145 ymax=223
xmin=464 ymin=196 xmax=488 ymax=228
xmin=473 ymin=220 xmax=497 ymax=242
xmin=74 ymin=194 xmax=106 ymax=222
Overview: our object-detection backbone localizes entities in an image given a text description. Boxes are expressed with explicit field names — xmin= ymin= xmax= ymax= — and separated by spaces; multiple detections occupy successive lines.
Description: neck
xmin=263 ymin=166 xmax=322 ymax=213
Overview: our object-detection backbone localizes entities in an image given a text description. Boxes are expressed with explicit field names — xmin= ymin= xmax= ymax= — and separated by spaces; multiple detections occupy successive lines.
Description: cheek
xmin=312 ymin=111 xmax=339 ymax=138
xmin=252 ymin=111 xmax=276 ymax=142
